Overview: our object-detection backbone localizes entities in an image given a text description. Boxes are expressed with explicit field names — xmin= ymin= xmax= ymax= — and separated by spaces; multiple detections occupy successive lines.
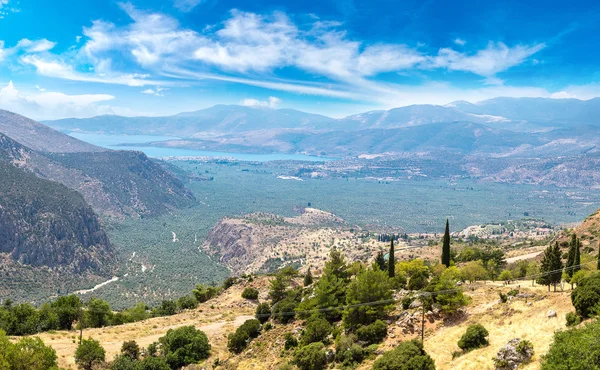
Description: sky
xmin=0 ymin=0 xmax=599 ymax=120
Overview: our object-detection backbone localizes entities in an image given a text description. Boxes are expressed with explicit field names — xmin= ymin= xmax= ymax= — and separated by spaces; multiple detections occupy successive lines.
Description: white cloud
xmin=430 ymin=41 xmax=545 ymax=77
xmin=15 ymin=38 xmax=56 ymax=52
xmin=240 ymin=96 xmax=281 ymax=108
xmin=173 ymin=0 xmax=205 ymax=12
xmin=454 ymin=38 xmax=466 ymax=46
xmin=0 ymin=81 xmax=123 ymax=120
xmin=141 ymin=86 xmax=167 ymax=96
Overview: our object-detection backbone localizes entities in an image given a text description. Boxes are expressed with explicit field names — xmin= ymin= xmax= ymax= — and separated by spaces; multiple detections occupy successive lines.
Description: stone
xmin=493 ymin=338 xmax=534 ymax=370
xmin=409 ymin=300 xmax=422 ymax=309
xmin=547 ymin=310 xmax=557 ymax=318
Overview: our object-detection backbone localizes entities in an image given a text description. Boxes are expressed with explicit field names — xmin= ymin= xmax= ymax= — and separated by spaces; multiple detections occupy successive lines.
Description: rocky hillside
xmin=203 ymin=208 xmax=399 ymax=275
xmin=0 ymin=159 xmax=115 ymax=279
xmin=0 ymin=110 xmax=196 ymax=219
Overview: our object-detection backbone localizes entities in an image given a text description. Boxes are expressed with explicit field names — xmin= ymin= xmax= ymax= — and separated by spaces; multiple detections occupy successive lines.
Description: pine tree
xmin=441 ymin=219 xmax=451 ymax=268
xmin=550 ymin=242 xmax=564 ymax=292
xmin=537 ymin=244 xmax=554 ymax=291
xmin=304 ymin=268 xmax=313 ymax=287
xmin=388 ymin=237 xmax=395 ymax=278
xmin=375 ymin=251 xmax=387 ymax=271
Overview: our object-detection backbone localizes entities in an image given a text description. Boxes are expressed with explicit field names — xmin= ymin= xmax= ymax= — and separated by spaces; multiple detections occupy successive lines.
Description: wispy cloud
xmin=173 ymin=0 xmax=205 ymax=12
xmin=240 ymin=96 xmax=281 ymax=108
xmin=9 ymin=4 xmax=551 ymax=109
xmin=0 ymin=81 xmax=123 ymax=120
xmin=141 ymin=86 xmax=167 ymax=96
xmin=454 ymin=38 xmax=466 ymax=46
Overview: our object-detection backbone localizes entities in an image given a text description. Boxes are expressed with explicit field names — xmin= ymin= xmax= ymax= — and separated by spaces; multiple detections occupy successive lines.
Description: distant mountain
xmin=0 ymin=109 xmax=104 ymax=153
xmin=0 ymin=111 xmax=196 ymax=219
xmin=45 ymin=105 xmax=334 ymax=136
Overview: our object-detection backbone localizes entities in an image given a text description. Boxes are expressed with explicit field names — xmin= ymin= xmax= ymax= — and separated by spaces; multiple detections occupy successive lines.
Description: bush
xmin=356 ymin=320 xmax=388 ymax=345
xmin=408 ymin=271 xmax=428 ymax=290
xmin=343 ymin=268 xmax=393 ymax=329
xmin=372 ymin=339 xmax=435 ymax=370
xmin=263 ymin=322 xmax=273 ymax=331
xmin=193 ymin=284 xmax=220 ymax=303
xmin=222 ymin=277 xmax=238 ymax=290
xmin=138 ymin=357 xmax=171 ymax=370
xmin=272 ymin=298 xmax=297 ymax=324
xmin=301 ymin=316 xmax=333 ymax=345
xmin=239 ymin=319 xmax=261 ymax=338
xmin=159 ymin=326 xmax=210 ymax=368
xmin=110 ymin=355 xmax=138 ymax=370
xmin=242 ymin=287 xmax=260 ymax=300
xmin=293 ymin=342 xmax=327 ymax=370
xmin=152 ymin=300 xmax=177 ymax=317
xmin=75 ymin=338 xmax=106 ymax=370
xmin=571 ymin=273 xmax=600 ymax=318
xmin=498 ymin=292 xmax=508 ymax=303
xmin=507 ymin=289 xmax=519 ymax=297
xmin=335 ymin=335 xmax=365 ymax=367
xmin=7 ymin=336 xmax=58 ymax=370
xmin=120 ymin=340 xmax=140 ymax=360
xmin=565 ymin=312 xmax=582 ymax=327
xmin=457 ymin=324 xmax=489 ymax=351
xmin=542 ymin=320 xmax=600 ymax=369
xmin=228 ymin=330 xmax=250 ymax=354
xmin=176 ymin=295 xmax=198 ymax=311
xmin=284 ymin=332 xmax=298 ymax=350
xmin=401 ymin=296 xmax=414 ymax=310
xmin=517 ymin=340 xmax=534 ymax=356
xmin=255 ymin=302 xmax=271 ymax=323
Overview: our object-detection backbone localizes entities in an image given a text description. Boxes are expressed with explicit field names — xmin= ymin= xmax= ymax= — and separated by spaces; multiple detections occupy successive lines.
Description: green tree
xmin=372 ymin=339 xmax=435 ymax=370
xmin=85 ymin=298 xmax=112 ymax=328
xmin=537 ymin=243 xmax=563 ymax=291
xmin=442 ymin=219 xmax=451 ymax=268
xmin=0 ymin=330 xmax=11 ymax=370
xmin=571 ymin=272 xmax=600 ymax=318
xmin=574 ymin=238 xmax=581 ymax=276
xmin=51 ymin=295 xmax=82 ymax=330
xmin=75 ymin=338 xmax=106 ymax=370
xmin=343 ymin=268 xmax=392 ymax=329
xmin=301 ymin=316 xmax=333 ymax=345
xmin=314 ymin=249 xmax=350 ymax=321
xmin=498 ymin=270 xmax=513 ymax=284
xmin=138 ymin=357 xmax=171 ymax=370
xmin=460 ymin=260 xmax=488 ymax=283
xmin=120 ymin=340 xmax=140 ymax=360
xmin=388 ymin=237 xmax=395 ymax=278
xmin=375 ymin=251 xmax=387 ymax=272
xmin=159 ymin=326 xmax=210 ymax=369
xmin=355 ymin=320 xmax=387 ymax=344
xmin=566 ymin=234 xmax=577 ymax=281
xmin=8 ymin=337 xmax=58 ymax=370
xmin=192 ymin=284 xmax=219 ymax=303
xmin=269 ymin=273 xmax=291 ymax=304
xmin=293 ymin=342 xmax=327 ymax=370
xmin=304 ymin=268 xmax=314 ymax=287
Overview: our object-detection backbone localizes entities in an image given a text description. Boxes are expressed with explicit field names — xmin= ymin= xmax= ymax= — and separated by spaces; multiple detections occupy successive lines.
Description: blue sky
xmin=0 ymin=0 xmax=599 ymax=119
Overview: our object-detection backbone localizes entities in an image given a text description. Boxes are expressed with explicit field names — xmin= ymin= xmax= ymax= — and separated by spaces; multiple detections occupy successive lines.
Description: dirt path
xmin=505 ymin=251 xmax=543 ymax=264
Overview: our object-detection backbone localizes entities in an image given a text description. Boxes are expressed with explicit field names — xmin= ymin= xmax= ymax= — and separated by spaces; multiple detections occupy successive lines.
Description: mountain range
xmin=43 ymin=97 xmax=600 ymax=159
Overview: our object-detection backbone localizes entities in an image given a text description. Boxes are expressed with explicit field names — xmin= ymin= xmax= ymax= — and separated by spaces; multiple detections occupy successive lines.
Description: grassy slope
xmin=34 ymin=276 xmax=577 ymax=370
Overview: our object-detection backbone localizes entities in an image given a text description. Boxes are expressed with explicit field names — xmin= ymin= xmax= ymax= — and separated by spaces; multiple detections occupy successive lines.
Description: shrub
xmin=272 ymin=298 xmax=297 ymax=324
xmin=176 ymin=295 xmax=198 ymax=310
xmin=193 ymin=284 xmax=220 ymax=303
xmin=498 ymin=292 xmax=508 ymax=303
xmin=139 ymin=357 xmax=171 ymax=370
xmin=408 ymin=271 xmax=428 ymax=290
xmin=372 ymin=339 xmax=435 ymax=370
xmin=571 ymin=273 xmax=600 ymax=318
xmin=507 ymin=289 xmax=519 ymax=297
xmin=75 ymin=338 xmax=106 ymax=370
xmin=239 ymin=319 xmax=261 ymax=338
xmin=517 ymin=340 xmax=534 ymax=356
xmin=284 ymin=332 xmax=298 ymax=350
xmin=343 ymin=268 xmax=393 ymax=329
xmin=222 ymin=277 xmax=238 ymax=290
xmin=293 ymin=342 xmax=327 ymax=370
xmin=457 ymin=324 xmax=489 ymax=351
xmin=335 ymin=335 xmax=365 ymax=366
xmin=540 ymin=321 xmax=600 ymax=370
xmin=242 ymin=287 xmax=259 ymax=300
xmin=565 ymin=312 xmax=582 ymax=327
xmin=159 ymin=326 xmax=210 ymax=368
xmin=263 ymin=322 xmax=273 ymax=331
xmin=152 ymin=300 xmax=177 ymax=317
xmin=356 ymin=320 xmax=388 ymax=345
xmin=301 ymin=316 xmax=333 ymax=345
xmin=110 ymin=355 xmax=138 ymax=370
xmin=120 ymin=340 xmax=140 ymax=360
xmin=401 ymin=296 xmax=414 ymax=310
xmin=228 ymin=330 xmax=249 ymax=354
xmin=255 ymin=302 xmax=271 ymax=323
xmin=7 ymin=337 xmax=58 ymax=370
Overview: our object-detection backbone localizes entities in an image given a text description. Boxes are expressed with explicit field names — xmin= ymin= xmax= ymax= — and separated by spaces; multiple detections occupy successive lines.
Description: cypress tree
xmin=441 ymin=219 xmax=451 ymax=268
xmin=388 ymin=237 xmax=395 ymax=278
xmin=573 ymin=238 xmax=581 ymax=275
xmin=537 ymin=244 xmax=553 ymax=291
xmin=597 ymin=240 xmax=600 ymax=271
xmin=304 ymin=268 xmax=313 ymax=287
xmin=566 ymin=234 xmax=576 ymax=279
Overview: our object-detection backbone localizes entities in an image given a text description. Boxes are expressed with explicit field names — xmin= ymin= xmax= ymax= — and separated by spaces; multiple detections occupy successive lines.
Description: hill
xmin=0 ymin=111 xmax=196 ymax=219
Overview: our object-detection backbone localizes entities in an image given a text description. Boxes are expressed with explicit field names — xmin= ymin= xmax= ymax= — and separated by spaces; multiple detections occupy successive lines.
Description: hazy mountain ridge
xmin=0 ymin=111 xmax=197 ymax=219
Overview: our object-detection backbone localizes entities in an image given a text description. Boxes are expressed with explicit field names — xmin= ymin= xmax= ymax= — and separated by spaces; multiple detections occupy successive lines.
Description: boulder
xmin=493 ymin=338 xmax=534 ymax=370
xmin=547 ymin=310 xmax=557 ymax=318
